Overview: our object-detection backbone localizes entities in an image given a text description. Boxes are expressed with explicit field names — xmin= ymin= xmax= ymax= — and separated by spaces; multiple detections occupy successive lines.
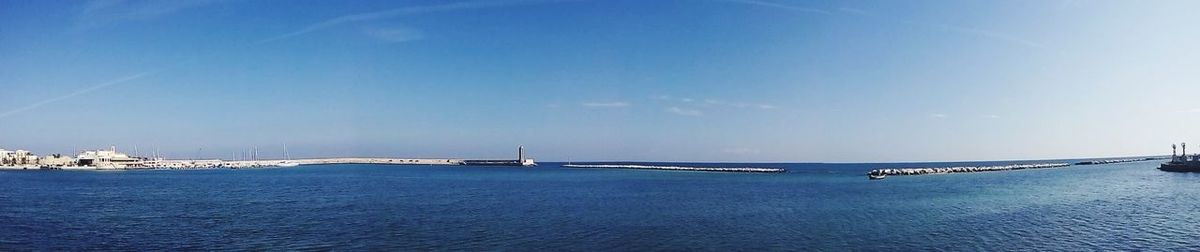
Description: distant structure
xmin=0 ymin=149 xmax=38 ymax=167
xmin=461 ymin=146 xmax=536 ymax=166
xmin=518 ymin=146 xmax=535 ymax=166
xmin=39 ymin=154 xmax=75 ymax=167
xmin=1160 ymin=142 xmax=1200 ymax=172
xmin=76 ymin=146 xmax=143 ymax=169
xmin=4 ymin=144 xmax=537 ymax=170
xmin=1 ymin=146 xmax=77 ymax=169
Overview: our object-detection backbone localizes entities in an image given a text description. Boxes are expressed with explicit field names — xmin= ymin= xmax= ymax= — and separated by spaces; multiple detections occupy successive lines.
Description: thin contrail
xmin=0 ymin=72 xmax=153 ymax=119
xmin=7 ymin=1 xmax=558 ymax=119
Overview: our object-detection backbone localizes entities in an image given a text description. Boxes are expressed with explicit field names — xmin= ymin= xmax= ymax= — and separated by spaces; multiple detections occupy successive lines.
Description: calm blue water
xmin=2 ymin=160 xmax=1199 ymax=250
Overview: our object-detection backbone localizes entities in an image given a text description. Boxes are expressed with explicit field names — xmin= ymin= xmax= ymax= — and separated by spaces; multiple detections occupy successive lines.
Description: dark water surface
xmin=2 ymin=160 xmax=1199 ymax=250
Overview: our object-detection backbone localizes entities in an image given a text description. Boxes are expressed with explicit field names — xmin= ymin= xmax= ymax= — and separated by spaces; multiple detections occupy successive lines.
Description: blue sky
xmin=1 ymin=0 xmax=1198 ymax=162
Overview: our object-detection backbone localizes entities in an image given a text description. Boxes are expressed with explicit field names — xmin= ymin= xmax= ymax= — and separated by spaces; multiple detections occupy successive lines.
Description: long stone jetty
xmin=868 ymin=163 xmax=1070 ymax=178
xmin=562 ymin=164 xmax=786 ymax=173
xmin=207 ymin=158 xmax=464 ymax=169
xmin=294 ymin=158 xmax=463 ymax=165
xmin=1073 ymin=157 xmax=1164 ymax=165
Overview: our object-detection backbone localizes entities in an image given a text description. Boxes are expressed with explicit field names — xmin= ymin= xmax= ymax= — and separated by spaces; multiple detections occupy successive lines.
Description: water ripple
xmin=0 ymin=163 xmax=1197 ymax=250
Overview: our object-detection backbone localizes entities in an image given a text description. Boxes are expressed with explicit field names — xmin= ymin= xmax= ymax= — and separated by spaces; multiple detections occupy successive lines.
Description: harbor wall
xmin=868 ymin=163 xmax=1070 ymax=178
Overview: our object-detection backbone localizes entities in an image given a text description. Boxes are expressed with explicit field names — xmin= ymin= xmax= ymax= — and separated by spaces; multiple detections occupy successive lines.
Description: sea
xmin=2 ymin=159 xmax=1198 ymax=250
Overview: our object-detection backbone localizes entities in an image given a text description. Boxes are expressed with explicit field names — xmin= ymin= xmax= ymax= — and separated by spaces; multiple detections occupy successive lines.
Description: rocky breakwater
xmin=867 ymin=163 xmax=1070 ymax=179
xmin=1074 ymin=157 xmax=1163 ymax=165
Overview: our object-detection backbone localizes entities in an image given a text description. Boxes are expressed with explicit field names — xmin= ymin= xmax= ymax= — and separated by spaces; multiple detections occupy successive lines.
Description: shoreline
xmin=20 ymin=158 xmax=524 ymax=171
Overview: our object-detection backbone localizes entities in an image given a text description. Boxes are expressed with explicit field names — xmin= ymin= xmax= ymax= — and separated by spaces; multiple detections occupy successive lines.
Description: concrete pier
xmin=294 ymin=158 xmax=463 ymax=166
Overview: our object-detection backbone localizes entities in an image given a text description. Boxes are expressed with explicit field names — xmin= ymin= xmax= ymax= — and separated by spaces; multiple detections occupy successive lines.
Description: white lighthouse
xmin=518 ymin=146 xmax=535 ymax=166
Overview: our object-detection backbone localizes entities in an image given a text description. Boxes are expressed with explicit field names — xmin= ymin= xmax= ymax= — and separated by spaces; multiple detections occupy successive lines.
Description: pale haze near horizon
xmin=1 ymin=0 xmax=1198 ymax=162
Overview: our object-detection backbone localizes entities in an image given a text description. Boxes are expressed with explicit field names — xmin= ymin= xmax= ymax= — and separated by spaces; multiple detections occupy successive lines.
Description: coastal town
xmin=0 ymin=145 xmax=536 ymax=170
xmin=0 ymin=145 xmax=294 ymax=170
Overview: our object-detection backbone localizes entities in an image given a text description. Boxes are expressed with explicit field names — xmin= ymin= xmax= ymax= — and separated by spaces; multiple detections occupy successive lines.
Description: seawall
xmin=294 ymin=158 xmax=463 ymax=166
xmin=868 ymin=163 xmax=1071 ymax=178
xmin=1074 ymin=157 xmax=1164 ymax=165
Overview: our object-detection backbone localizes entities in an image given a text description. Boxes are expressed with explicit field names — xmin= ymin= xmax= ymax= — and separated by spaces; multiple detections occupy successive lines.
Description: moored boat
xmin=867 ymin=170 xmax=886 ymax=180
xmin=1160 ymin=142 xmax=1200 ymax=172
xmin=1159 ymin=162 xmax=1200 ymax=172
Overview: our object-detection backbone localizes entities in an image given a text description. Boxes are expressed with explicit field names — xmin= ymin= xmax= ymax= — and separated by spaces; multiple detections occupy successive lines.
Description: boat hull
xmin=1159 ymin=163 xmax=1200 ymax=172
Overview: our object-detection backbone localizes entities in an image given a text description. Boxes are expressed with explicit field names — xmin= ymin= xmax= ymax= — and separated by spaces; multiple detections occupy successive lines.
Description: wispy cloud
xmin=0 ymin=72 xmax=153 ymax=119
xmin=929 ymin=113 xmax=948 ymax=118
xmin=656 ymin=95 xmax=696 ymax=103
xmin=74 ymin=0 xmax=225 ymax=31
xmin=255 ymin=0 xmax=556 ymax=44
xmin=981 ymin=114 xmax=1001 ymax=119
xmin=657 ymin=95 xmax=776 ymax=110
xmin=718 ymin=0 xmax=831 ymax=14
xmin=701 ymin=99 xmax=777 ymax=110
xmin=581 ymin=102 xmax=630 ymax=108
xmin=362 ymin=26 xmax=425 ymax=43
xmin=667 ymin=107 xmax=704 ymax=116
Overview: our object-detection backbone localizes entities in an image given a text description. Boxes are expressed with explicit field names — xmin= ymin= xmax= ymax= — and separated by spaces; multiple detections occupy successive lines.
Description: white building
xmin=39 ymin=154 xmax=76 ymax=167
xmin=0 ymin=149 xmax=39 ymax=166
xmin=76 ymin=146 xmax=143 ymax=169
